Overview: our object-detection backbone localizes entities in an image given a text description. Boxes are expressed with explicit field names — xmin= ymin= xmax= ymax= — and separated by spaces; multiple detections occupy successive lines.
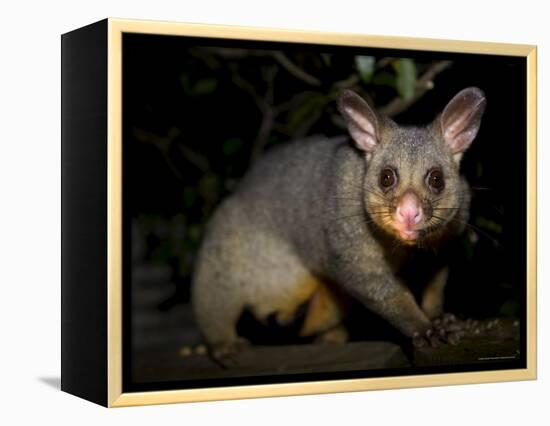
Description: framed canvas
xmin=61 ymin=18 xmax=537 ymax=407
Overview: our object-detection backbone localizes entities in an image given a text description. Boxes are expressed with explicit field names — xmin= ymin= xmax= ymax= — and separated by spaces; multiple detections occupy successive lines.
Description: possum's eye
xmin=379 ymin=167 xmax=398 ymax=190
xmin=426 ymin=168 xmax=445 ymax=193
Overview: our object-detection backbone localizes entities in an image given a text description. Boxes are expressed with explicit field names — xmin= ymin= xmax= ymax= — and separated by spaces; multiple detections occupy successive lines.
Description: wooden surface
xmin=132 ymin=318 xmax=520 ymax=384
xmin=134 ymin=341 xmax=408 ymax=383
xmin=131 ymin=263 xmax=521 ymax=385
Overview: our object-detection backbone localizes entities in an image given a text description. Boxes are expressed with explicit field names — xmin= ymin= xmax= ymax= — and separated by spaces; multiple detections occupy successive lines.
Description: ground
xmin=131 ymin=263 xmax=520 ymax=385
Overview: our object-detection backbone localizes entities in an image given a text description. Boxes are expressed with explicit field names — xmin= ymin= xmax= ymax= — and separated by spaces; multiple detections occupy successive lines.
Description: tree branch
xmin=272 ymin=52 xmax=322 ymax=86
xmin=380 ymin=60 xmax=453 ymax=117
xmin=133 ymin=127 xmax=210 ymax=175
xmin=250 ymin=66 xmax=278 ymax=163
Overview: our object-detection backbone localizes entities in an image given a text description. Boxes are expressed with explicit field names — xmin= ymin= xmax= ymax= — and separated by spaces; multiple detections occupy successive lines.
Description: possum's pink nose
xmin=396 ymin=192 xmax=423 ymax=228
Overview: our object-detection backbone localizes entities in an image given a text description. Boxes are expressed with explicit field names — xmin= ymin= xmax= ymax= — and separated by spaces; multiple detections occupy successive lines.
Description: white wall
xmin=0 ymin=0 xmax=546 ymax=423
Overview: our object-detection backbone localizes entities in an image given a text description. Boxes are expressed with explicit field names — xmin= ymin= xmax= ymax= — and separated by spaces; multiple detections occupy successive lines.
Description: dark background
xmin=122 ymin=33 xmax=526 ymax=389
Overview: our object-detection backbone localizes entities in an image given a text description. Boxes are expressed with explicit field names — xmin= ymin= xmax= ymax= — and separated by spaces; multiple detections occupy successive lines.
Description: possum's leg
xmin=421 ymin=267 xmax=471 ymax=345
xmin=192 ymin=263 xmax=248 ymax=364
xmin=191 ymin=201 xmax=253 ymax=363
xmin=329 ymin=250 xmax=464 ymax=348
xmin=314 ymin=325 xmax=349 ymax=344
xmin=421 ymin=267 xmax=448 ymax=319
xmin=192 ymin=199 xmax=335 ymax=364
xmin=299 ymin=282 xmax=348 ymax=341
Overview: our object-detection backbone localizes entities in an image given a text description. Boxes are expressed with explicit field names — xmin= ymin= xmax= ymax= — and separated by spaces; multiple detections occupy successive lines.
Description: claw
xmin=445 ymin=322 xmax=464 ymax=332
xmin=209 ymin=338 xmax=250 ymax=368
xmin=442 ymin=313 xmax=456 ymax=324
xmin=413 ymin=313 xmax=468 ymax=348
xmin=447 ymin=332 xmax=461 ymax=345
xmin=413 ymin=332 xmax=428 ymax=348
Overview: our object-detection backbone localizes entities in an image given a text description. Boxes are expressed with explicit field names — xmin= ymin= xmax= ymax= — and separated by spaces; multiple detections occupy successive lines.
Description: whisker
xmin=470 ymin=186 xmax=493 ymax=192
xmin=432 ymin=213 xmax=500 ymax=247
xmin=432 ymin=192 xmax=467 ymax=204
xmin=347 ymin=183 xmax=387 ymax=200
xmin=330 ymin=213 xmax=367 ymax=221
xmin=331 ymin=196 xmax=363 ymax=201
xmin=363 ymin=188 xmax=388 ymax=200
xmin=431 ymin=213 xmax=452 ymax=222
xmin=432 ymin=206 xmax=460 ymax=211
xmin=368 ymin=209 xmax=392 ymax=213
xmin=368 ymin=214 xmax=393 ymax=219
xmin=329 ymin=214 xmax=382 ymax=228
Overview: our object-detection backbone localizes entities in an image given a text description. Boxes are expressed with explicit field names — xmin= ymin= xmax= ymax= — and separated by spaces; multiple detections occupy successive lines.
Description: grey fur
xmin=192 ymin=87 xmax=486 ymax=352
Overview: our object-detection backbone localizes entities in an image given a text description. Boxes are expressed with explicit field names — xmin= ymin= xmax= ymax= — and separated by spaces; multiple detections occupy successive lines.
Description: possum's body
xmin=192 ymin=136 xmax=352 ymax=346
xmin=192 ymin=87 xmax=486 ymax=357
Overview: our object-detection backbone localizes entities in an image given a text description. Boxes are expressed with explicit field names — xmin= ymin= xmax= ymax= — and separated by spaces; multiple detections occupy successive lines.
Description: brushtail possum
xmin=192 ymin=87 xmax=486 ymax=361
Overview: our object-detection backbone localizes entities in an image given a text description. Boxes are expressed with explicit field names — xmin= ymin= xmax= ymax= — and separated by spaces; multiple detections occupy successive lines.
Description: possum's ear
xmin=440 ymin=87 xmax=486 ymax=157
xmin=337 ymin=89 xmax=380 ymax=152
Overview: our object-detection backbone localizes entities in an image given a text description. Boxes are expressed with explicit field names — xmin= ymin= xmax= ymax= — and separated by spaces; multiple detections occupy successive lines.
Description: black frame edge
xmin=61 ymin=18 xmax=109 ymax=407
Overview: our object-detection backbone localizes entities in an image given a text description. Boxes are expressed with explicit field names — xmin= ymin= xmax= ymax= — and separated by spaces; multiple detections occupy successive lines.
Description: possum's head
xmin=337 ymin=87 xmax=486 ymax=245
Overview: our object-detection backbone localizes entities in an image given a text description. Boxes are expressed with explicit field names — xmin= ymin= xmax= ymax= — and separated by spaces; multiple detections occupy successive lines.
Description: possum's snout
xmin=393 ymin=192 xmax=423 ymax=242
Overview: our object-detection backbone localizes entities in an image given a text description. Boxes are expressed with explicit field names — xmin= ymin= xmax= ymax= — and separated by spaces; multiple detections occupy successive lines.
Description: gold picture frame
xmin=61 ymin=17 xmax=537 ymax=407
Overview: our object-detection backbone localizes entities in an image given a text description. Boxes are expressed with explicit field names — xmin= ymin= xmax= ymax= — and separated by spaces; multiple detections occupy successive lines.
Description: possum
xmin=191 ymin=87 xmax=486 ymax=363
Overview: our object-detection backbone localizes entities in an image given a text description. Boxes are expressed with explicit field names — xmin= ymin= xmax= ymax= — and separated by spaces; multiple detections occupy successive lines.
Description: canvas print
xmin=122 ymin=34 xmax=526 ymax=391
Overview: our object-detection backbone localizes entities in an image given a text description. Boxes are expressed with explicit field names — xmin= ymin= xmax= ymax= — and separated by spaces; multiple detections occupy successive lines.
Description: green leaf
xmin=475 ymin=216 xmax=503 ymax=234
xmin=192 ymin=78 xmax=218 ymax=95
xmin=222 ymin=138 xmax=242 ymax=156
xmin=476 ymin=162 xmax=484 ymax=178
xmin=499 ymin=299 xmax=520 ymax=317
xmin=372 ymin=72 xmax=396 ymax=88
xmin=180 ymin=73 xmax=191 ymax=91
xmin=393 ymin=58 xmax=417 ymax=101
xmin=461 ymin=232 xmax=475 ymax=260
xmin=198 ymin=173 xmax=220 ymax=200
xmin=287 ymin=94 xmax=325 ymax=132
xmin=180 ymin=74 xmax=218 ymax=95
xmin=355 ymin=56 xmax=375 ymax=83
xmin=183 ymin=186 xmax=197 ymax=208
xmin=188 ymin=224 xmax=202 ymax=243
xmin=321 ymin=53 xmax=332 ymax=66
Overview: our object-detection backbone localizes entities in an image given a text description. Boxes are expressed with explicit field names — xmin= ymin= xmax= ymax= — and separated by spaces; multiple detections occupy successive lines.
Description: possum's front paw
xmin=314 ymin=325 xmax=349 ymax=345
xmin=210 ymin=338 xmax=250 ymax=368
xmin=413 ymin=313 xmax=466 ymax=348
